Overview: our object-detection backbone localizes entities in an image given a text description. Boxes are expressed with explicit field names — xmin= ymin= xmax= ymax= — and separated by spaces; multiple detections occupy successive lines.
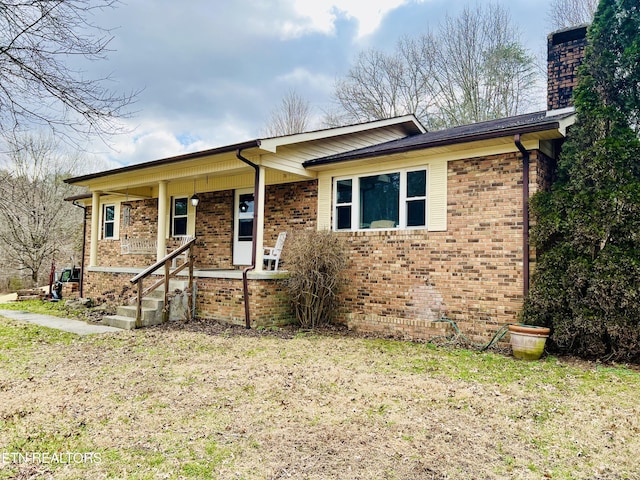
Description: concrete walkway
xmin=0 ymin=309 xmax=122 ymax=335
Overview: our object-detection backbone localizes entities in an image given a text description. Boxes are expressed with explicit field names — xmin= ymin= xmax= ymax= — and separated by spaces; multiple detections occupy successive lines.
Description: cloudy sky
xmin=86 ymin=0 xmax=561 ymax=171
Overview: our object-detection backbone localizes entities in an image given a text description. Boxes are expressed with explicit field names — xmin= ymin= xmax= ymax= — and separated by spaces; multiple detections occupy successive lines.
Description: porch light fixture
xmin=239 ymin=201 xmax=249 ymax=213
xmin=190 ymin=179 xmax=200 ymax=207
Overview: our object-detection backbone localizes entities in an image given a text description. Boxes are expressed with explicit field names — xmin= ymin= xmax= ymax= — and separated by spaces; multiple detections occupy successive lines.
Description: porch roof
xmin=64 ymin=115 xmax=425 ymax=192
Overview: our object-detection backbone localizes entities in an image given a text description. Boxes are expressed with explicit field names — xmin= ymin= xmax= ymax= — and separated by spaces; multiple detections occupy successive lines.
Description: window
xmin=172 ymin=197 xmax=188 ymax=236
xmin=334 ymin=169 xmax=427 ymax=230
xmin=335 ymin=179 xmax=352 ymax=230
xmin=406 ymin=170 xmax=426 ymax=227
xmin=237 ymin=193 xmax=255 ymax=242
xmin=103 ymin=204 xmax=115 ymax=239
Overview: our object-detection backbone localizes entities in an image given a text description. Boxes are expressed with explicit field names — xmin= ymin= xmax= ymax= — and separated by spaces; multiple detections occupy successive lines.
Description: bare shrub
xmin=283 ymin=231 xmax=348 ymax=329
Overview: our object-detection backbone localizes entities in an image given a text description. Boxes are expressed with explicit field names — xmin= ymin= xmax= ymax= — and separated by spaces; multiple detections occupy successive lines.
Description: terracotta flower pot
xmin=508 ymin=324 xmax=551 ymax=360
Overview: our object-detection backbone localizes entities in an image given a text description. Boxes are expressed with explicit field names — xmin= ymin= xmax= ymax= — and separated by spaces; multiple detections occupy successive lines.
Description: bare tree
xmin=263 ymin=89 xmax=314 ymax=136
xmin=328 ymin=3 xmax=538 ymax=129
xmin=328 ymin=36 xmax=439 ymax=129
xmin=0 ymin=133 xmax=83 ymax=286
xmin=0 ymin=0 xmax=136 ymax=144
xmin=433 ymin=4 xmax=538 ymax=126
xmin=548 ymin=0 xmax=598 ymax=30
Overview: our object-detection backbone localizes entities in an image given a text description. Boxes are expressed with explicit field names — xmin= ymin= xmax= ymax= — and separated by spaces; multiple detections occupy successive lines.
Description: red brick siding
xmin=192 ymin=190 xmax=234 ymax=269
xmin=195 ymin=276 xmax=293 ymax=327
xmin=263 ymin=180 xmax=318 ymax=246
xmin=336 ymin=151 xmax=537 ymax=341
xmin=82 ymin=271 xmax=136 ymax=305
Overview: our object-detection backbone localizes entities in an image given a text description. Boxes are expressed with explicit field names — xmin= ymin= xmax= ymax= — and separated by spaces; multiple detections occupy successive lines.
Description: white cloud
xmin=288 ymin=0 xmax=410 ymax=39
xmin=275 ymin=67 xmax=336 ymax=95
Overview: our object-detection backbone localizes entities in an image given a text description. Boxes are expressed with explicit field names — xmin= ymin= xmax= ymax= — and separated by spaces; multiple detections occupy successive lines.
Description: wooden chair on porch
xmin=169 ymin=235 xmax=195 ymax=268
xmin=263 ymin=232 xmax=287 ymax=271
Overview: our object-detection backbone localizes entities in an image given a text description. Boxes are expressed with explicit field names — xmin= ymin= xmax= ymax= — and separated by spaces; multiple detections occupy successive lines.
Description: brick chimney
xmin=547 ymin=25 xmax=588 ymax=111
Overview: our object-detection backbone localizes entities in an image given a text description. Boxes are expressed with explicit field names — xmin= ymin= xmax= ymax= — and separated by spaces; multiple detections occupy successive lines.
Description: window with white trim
xmin=103 ymin=204 xmax=116 ymax=239
xmin=171 ymin=197 xmax=188 ymax=237
xmin=333 ymin=169 xmax=427 ymax=230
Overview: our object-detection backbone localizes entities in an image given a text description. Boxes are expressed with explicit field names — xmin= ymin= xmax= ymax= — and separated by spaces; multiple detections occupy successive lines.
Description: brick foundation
xmin=195 ymin=275 xmax=293 ymax=327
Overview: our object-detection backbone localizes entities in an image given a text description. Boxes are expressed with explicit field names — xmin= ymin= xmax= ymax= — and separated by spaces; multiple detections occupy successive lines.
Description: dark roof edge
xmin=304 ymin=120 xmax=562 ymax=168
xmin=64 ymin=193 xmax=92 ymax=202
xmin=65 ymin=139 xmax=261 ymax=184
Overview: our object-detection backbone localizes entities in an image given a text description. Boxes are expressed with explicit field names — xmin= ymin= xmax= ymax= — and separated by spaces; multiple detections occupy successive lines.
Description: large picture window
xmin=334 ymin=169 xmax=427 ymax=230
xmin=172 ymin=197 xmax=188 ymax=237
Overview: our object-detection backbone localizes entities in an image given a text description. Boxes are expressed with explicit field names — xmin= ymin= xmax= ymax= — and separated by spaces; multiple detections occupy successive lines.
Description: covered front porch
xmin=82 ymin=141 xmax=314 ymax=272
xmin=72 ymin=142 xmax=319 ymax=327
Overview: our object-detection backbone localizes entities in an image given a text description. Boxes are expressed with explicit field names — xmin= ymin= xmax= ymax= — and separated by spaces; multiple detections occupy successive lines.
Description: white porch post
xmin=254 ymin=166 xmax=266 ymax=272
xmin=157 ymin=180 xmax=168 ymax=261
xmin=89 ymin=191 xmax=100 ymax=267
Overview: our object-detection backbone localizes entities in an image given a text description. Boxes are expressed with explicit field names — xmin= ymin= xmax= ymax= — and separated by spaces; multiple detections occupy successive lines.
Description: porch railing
xmin=129 ymin=237 xmax=196 ymax=325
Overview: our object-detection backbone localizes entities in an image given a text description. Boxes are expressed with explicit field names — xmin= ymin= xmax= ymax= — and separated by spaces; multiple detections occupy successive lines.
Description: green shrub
xmin=8 ymin=277 xmax=23 ymax=292
xmin=524 ymin=0 xmax=640 ymax=362
xmin=283 ymin=230 xmax=348 ymax=329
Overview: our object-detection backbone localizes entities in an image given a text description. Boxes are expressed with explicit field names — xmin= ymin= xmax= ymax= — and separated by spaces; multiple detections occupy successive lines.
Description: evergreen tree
xmin=523 ymin=0 xmax=640 ymax=361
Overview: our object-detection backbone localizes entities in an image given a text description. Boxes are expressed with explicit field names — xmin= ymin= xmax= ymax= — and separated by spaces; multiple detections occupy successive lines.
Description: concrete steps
xmin=102 ymin=279 xmax=190 ymax=330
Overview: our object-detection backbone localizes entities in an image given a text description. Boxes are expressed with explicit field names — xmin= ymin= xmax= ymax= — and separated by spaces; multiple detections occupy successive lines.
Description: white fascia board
xmin=258 ymin=115 xmax=426 ymax=153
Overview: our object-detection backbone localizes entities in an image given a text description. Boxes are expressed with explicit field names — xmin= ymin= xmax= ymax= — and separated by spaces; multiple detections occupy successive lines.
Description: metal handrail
xmin=129 ymin=237 xmax=196 ymax=325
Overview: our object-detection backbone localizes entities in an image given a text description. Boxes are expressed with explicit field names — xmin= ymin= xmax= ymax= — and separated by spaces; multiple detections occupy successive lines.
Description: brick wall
xmin=547 ymin=25 xmax=588 ymax=111
xmin=82 ymin=271 xmax=136 ymax=305
xmin=263 ymin=180 xmax=318 ymax=245
xmin=80 ymin=158 xmax=554 ymax=341
xmin=195 ymin=276 xmax=293 ymax=327
xmin=336 ymin=151 xmax=547 ymax=341
xmin=193 ymin=190 xmax=234 ymax=268
xmin=82 ymin=181 xmax=316 ymax=324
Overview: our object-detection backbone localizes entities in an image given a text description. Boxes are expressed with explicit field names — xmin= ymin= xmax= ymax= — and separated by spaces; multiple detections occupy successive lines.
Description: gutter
xmin=236 ymin=148 xmax=261 ymax=329
xmin=65 ymin=139 xmax=260 ymax=185
xmin=514 ymin=134 xmax=530 ymax=298
xmin=304 ymin=119 xmax=564 ymax=168
xmin=72 ymin=201 xmax=88 ymax=298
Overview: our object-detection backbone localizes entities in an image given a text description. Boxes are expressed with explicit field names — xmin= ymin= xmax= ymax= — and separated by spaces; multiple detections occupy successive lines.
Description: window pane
xmin=407 ymin=170 xmax=426 ymax=197
xmin=239 ymin=194 xmax=254 ymax=214
xmin=104 ymin=205 xmax=115 ymax=222
xmin=104 ymin=222 xmax=114 ymax=238
xmin=337 ymin=179 xmax=352 ymax=204
xmin=360 ymin=173 xmax=399 ymax=228
xmin=174 ymin=198 xmax=188 ymax=216
xmin=173 ymin=217 xmax=187 ymax=236
xmin=407 ymin=200 xmax=426 ymax=227
xmin=238 ymin=218 xmax=253 ymax=241
xmin=336 ymin=205 xmax=351 ymax=230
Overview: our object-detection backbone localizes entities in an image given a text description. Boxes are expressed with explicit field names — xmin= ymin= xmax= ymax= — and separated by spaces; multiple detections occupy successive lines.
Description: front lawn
xmin=0 ymin=315 xmax=638 ymax=479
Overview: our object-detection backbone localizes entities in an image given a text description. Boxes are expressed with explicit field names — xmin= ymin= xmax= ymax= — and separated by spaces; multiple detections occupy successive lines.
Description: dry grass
xmin=0 ymin=317 xmax=639 ymax=479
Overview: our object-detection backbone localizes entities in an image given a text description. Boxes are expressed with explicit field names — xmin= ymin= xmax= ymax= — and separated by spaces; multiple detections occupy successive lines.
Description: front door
xmin=233 ymin=188 xmax=255 ymax=265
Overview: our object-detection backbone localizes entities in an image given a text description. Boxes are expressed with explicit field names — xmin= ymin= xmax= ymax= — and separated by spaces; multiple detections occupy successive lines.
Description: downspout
xmin=236 ymin=148 xmax=260 ymax=329
xmin=514 ymin=134 xmax=530 ymax=298
xmin=72 ymin=201 xmax=87 ymax=298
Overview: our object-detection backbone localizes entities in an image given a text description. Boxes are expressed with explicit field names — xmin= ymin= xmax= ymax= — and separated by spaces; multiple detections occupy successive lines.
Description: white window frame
xmin=102 ymin=204 xmax=116 ymax=239
xmin=171 ymin=196 xmax=189 ymax=237
xmin=333 ymin=168 xmax=428 ymax=231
